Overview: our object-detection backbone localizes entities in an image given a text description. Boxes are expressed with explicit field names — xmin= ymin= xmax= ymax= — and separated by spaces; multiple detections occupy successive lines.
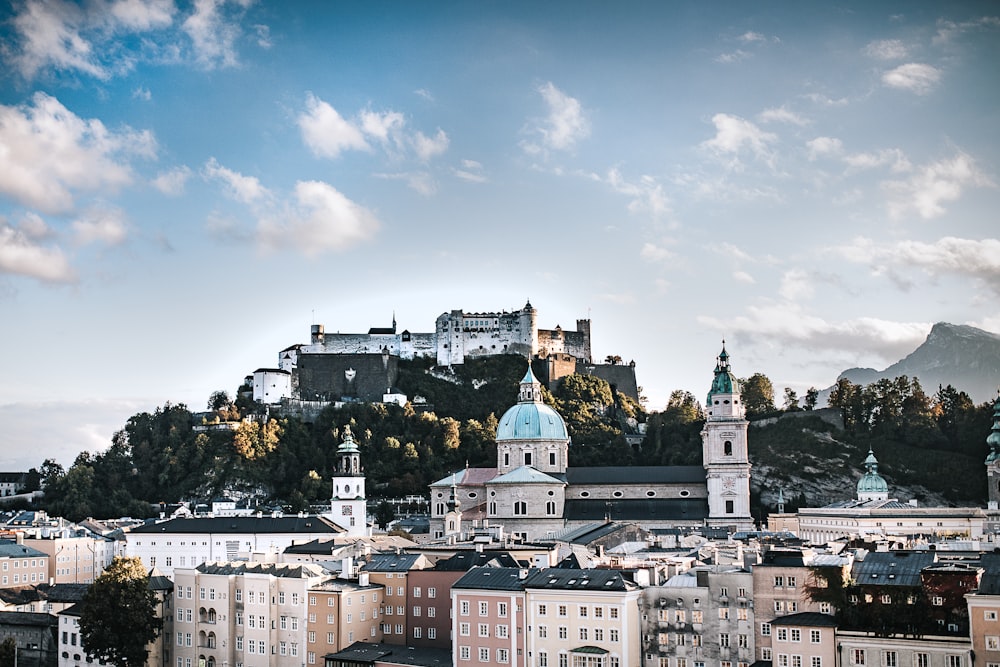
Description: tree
xmin=740 ymin=373 xmax=776 ymax=416
xmin=80 ymin=556 xmax=162 ymax=667
xmin=0 ymin=637 xmax=15 ymax=667
xmin=375 ymin=501 xmax=397 ymax=530
xmin=207 ymin=390 xmax=232 ymax=411
xmin=662 ymin=390 xmax=703 ymax=424
xmin=804 ymin=387 xmax=819 ymax=411
xmin=604 ymin=355 xmax=623 ymax=365
xmin=783 ymin=388 xmax=800 ymax=412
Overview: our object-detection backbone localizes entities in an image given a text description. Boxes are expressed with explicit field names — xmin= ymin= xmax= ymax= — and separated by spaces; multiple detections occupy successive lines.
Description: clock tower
xmin=702 ymin=344 xmax=754 ymax=531
xmin=330 ymin=425 xmax=368 ymax=537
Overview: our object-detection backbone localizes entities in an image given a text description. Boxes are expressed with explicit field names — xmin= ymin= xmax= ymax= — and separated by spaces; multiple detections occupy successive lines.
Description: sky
xmin=1 ymin=0 xmax=998 ymax=471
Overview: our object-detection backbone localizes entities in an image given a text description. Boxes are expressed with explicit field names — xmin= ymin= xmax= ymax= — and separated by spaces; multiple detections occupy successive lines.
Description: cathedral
xmin=427 ymin=346 xmax=754 ymax=541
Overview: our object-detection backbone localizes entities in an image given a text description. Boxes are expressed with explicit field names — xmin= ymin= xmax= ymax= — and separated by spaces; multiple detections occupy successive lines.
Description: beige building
xmin=966 ymin=553 xmax=1000 ymax=667
xmin=306 ymin=576 xmax=383 ymax=665
xmin=837 ymin=631 xmax=972 ymax=667
xmin=361 ymin=552 xmax=431 ymax=645
xmin=768 ymin=613 xmax=837 ymax=667
xmin=452 ymin=568 xmax=527 ymax=667
xmin=0 ymin=538 xmax=49 ymax=589
xmin=23 ymin=531 xmax=115 ymax=584
xmin=172 ymin=561 xmax=331 ymax=667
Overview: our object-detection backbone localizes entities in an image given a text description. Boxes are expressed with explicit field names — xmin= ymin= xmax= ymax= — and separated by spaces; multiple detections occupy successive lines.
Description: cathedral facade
xmin=428 ymin=346 xmax=754 ymax=541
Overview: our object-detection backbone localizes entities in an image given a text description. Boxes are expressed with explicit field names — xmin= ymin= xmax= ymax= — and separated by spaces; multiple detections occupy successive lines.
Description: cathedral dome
xmin=857 ymin=448 xmax=889 ymax=499
xmin=496 ymin=365 xmax=569 ymax=442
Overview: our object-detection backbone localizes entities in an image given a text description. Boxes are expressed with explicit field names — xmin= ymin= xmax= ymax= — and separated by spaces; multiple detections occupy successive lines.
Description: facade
xmin=769 ymin=613 xmax=837 ymax=667
xmin=125 ymin=515 xmax=345 ymax=578
xmin=0 ymin=539 xmax=49 ymax=589
xmin=452 ymin=567 xmax=527 ymax=667
xmin=306 ymin=576 xmax=384 ymax=663
xmin=642 ymin=565 xmax=755 ymax=667
xmin=966 ymin=554 xmax=1000 ymax=667
xmin=361 ymin=552 xmax=432 ymax=646
xmin=172 ymin=561 xmax=331 ymax=667
xmin=430 ymin=347 xmax=752 ymax=541
xmin=22 ymin=531 xmax=116 ymax=585
xmin=0 ymin=611 xmax=59 ymax=666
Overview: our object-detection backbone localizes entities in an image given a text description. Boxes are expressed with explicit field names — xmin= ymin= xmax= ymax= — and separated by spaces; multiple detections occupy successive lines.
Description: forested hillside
xmin=10 ymin=355 xmax=994 ymax=523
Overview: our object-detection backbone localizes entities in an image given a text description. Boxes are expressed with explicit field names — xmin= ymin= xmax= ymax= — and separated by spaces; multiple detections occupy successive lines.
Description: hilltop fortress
xmin=251 ymin=301 xmax=634 ymax=407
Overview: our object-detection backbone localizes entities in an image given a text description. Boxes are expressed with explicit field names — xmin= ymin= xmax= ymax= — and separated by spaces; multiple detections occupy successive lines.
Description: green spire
xmin=706 ymin=341 xmax=740 ymax=405
xmin=986 ymin=390 xmax=1000 ymax=463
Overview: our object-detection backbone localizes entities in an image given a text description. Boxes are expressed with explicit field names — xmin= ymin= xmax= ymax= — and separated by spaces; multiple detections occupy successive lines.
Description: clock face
xmin=723 ymin=477 xmax=736 ymax=492
xmin=342 ymin=505 xmax=352 ymax=516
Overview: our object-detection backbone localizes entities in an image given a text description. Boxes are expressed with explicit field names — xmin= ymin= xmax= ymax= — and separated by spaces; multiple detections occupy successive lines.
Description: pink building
xmin=451 ymin=567 xmax=528 ymax=667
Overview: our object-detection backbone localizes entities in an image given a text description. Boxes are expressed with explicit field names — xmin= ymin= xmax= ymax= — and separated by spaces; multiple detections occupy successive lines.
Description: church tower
xmin=330 ymin=426 xmax=368 ymax=536
xmin=701 ymin=344 xmax=753 ymax=531
xmin=857 ymin=448 xmax=889 ymax=502
xmin=985 ymin=391 xmax=1000 ymax=509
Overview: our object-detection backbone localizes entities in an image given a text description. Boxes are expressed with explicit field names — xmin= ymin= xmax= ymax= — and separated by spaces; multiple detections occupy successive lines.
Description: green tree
xmin=662 ymin=390 xmax=703 ymax=424
xmin=783 ymin=387 xmax=800 ymax=412
xmin=375 ymin=501 xmax=397 ymax=530
xmin=804 ymin=387 xmax=819 ymax=411
xmin=740 ymin=373 xmax=776 ymax=416
xmin=80 ymin=556 xmax=162 ymax=667
xmin=0 ymin=637 xmax=15 ymax=667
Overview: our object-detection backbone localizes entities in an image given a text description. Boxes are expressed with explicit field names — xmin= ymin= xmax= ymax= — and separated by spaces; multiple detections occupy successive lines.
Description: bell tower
xmin=985 ymin=391 xmax=1000 ymax=510
xmin=330 ymin=425 xmax=368 ymax=536
xmin=701 ymin=343 xmax=753 ymax=531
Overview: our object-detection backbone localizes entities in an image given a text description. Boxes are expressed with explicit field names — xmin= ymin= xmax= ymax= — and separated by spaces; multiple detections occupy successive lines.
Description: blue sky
xmin=1 ymin=1 xmax=998 ymax=470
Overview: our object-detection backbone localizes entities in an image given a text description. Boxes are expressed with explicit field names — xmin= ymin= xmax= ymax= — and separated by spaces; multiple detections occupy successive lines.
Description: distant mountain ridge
xmin=834 ymin=322 xmax=1000 ymax=403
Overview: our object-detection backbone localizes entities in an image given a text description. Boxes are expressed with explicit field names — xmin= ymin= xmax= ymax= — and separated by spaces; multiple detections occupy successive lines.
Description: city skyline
xmin=1 ymin=1 xmax=998 ymax=469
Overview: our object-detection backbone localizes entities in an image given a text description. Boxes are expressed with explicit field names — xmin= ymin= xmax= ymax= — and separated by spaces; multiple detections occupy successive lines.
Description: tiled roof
xmin=771 ymin=612 xmax=838 ymax=627
xmin=324 ymin=641 xmax=453 ymax=666
xmin=432 ymin=552 xmax=521 ymax=571
xmin=453 ymin=567 xmax=530 ymax=591
xmin=523 ymin=568 xmax=636 ymax=592
xmin=128 ymin=515 xmax=344 ymax=535
xmin=563 ymin=498 xmax=708 ymax=522
xmin=489 ymin=466 xmax=564 ymax=485
xmin=362 ymin=553 xmax=424 ymax=572
xmin=194 ymin=562 xmax=327 ymax=578
xmin=566 ymin=465 xmax=706 ymax=485
xmin=852 ymin=551 xmax=936 ymax=587
xmin=0 ymin=541 xmax=48 ymax=558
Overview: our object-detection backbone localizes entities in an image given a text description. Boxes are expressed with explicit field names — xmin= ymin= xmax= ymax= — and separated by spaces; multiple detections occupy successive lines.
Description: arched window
xmin=514 ymin=501 xmax=527 ymax=516
xmin=724 ymin=440 xmax=733 ymax=456
xmin=546 ymin=501 xmax=556 ymax=515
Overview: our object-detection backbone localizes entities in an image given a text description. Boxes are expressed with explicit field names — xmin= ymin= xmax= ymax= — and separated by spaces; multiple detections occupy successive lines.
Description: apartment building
xmin=768 ymin=613 xmax=836 ymax=667
xmin=452 ymin=567 xmax=527 ymax=667
xmin=306 ymin=575 xmax=384 ymax=665
xmin=0 ymin=539 xmax=49 ymax=589
xmin=362 ymin=552 xmax=431 ymax=645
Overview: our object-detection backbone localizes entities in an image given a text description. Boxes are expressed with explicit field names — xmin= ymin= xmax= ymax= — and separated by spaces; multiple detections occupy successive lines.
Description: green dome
xmin=986 ymin=392 xmax=1000 ymax=461
xmin=496 ymin=364 xmax=568 ymax=442
xmin=857 ymin=448 xmax=888 ymax=496
xmin=706 ymin=343 xmax=741 ymax=405
xmin=337 ymin=426 xmax=360 ymax=454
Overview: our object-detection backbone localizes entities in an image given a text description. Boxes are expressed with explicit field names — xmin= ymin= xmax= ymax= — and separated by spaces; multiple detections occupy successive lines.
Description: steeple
xmin=706 ymin=341 xmax=743 ymax=415
xmin=330 ymin=425 xmax=367 ymax=536
xmin=985 ymin=390 xmax=1000 ymax=510
xmin=518 ymin=364 xmax=543 ymax=403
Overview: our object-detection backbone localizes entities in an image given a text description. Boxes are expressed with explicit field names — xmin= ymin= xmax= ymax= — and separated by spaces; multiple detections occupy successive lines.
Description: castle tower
xmin=329 ymin=426 xmax=367 ymax=536
xmin=857 ymin=448 xmax=889 ymax=502
xmin=986 ymin=391 xmax=1000 ymax=509
xmin=519 ymin=300 xmax=539 ymax=358
xmin=701 ymin=343 xmax=754 ymax=531
xmin=495 ymin=363 xmax=570 ymax=475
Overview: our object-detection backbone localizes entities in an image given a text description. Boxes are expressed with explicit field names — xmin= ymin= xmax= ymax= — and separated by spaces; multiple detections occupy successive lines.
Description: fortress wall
xmin=296 ymin=353 xmax=399 ymax=402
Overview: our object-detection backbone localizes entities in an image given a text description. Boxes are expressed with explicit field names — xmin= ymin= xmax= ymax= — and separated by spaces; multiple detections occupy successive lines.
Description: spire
xmin=707 ymin=341 xmax=740 ymax=405
xmin=777 ymin=488 xmax=786 ymax=514
xmin=857 ymin=447 xmax=889 ymax=501
xmin=986 ymin=389 xmax=1000 ymax=463
xmin=518 ymin=362 xmax=543 ymax=403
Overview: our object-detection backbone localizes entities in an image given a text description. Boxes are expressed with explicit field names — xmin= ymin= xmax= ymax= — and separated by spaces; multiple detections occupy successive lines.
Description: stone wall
xmin=296 ymin=353 xmax=398 ymax=402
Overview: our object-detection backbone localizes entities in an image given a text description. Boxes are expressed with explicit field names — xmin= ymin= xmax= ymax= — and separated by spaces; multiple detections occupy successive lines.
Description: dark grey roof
xmin=0 ymin=611 xmax=58 ymax=628
xmin=522 ymin=568 xmax=636 ymax=592
xmin=453 ymin=567 xmax=530 ymax=591
xmin=563 ymin=498 xmax=708 ymax=522
xmin=432 ymin=552 xmax=520 ymax=571
xmin=0 ymin=541 xmax=48 ymax=558
xmin=771 ymin=612 xmax=838 ymax=627
xmin=196 ymin=562 xmax=326 ymax=578
xmin=284 ymin=539 xmax=339 ymax=554
xmin=977 ymin=552 xmax=1000 ymax=595
xmin=852 ymin=551 xmax=936 ymax=587
xmin=362 ymin=553 xmax=423 ymax=573
xmin=566 ymin=465 xmax=706 ymax=485
xmin=325 ymin=641 xmax=452 ymax=666
xmin=128 ymin=515 xmax=343 ymax=535
xmin=45 ymin=583 xmax=89 ymax=603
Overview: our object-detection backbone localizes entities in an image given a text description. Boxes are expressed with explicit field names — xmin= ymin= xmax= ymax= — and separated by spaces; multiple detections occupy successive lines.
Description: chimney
xmin=359 ymin=572 xmax=370 ymax=587
xmin=15 ymin=533 xmax=23 ymax=545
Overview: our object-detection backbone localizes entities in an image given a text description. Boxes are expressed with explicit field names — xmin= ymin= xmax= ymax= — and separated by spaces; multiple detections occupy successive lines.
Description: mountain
xmin=833 ymin=322 xmax=1000 ymax=404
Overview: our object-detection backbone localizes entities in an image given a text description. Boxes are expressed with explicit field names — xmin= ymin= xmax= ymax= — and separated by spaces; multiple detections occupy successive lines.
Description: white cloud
xmin=883 ymin=152 xmax=992 ymax=220
xmin=864 ymin=39 xmax=908 ymax=60
xmin=203 ymin=157 xmax=270 ymax=204
xmin=778 ymin=268 xmax=814 ymax=301
xmin=733 ymin=270 xmax=755 ymax=284
xmin=4 ymin=0 xmax=176 ymax=80
xmin=714 ymin=50 xmax=750 ymax=64
xmin=414 ymin=88 xmax=434 ymax=102
xmin=258 ymin=180 xmax=379 ymax=256
xmin=882 ymin=63 xmax=941 ymax=95
xmin=72 ymin=206 xmax=129 ymax=245
xmin=359 ymin=109 xmax=406 ymax=147
xmin=933 ymin=16 xmax=1000 ymax=45
xmin=17 ymin=212 xmax=54 ymax=240
xmin=835 ymin=236 xmax=1000 ymax=295
xmin=739 ymin=31 xmax=767 ymax=43
xmin=454 ymin=160 xmax=487 ymax=183
xmin=606 ymin=169 xmax=671 ymax=219
xmin=182 ymin=0 xmax=255 ymax=69
xmin=151 ymin=166 xmax=192 ymax=195
xmin=701 ymin=113 xmax=776 ymax=168
xmin=758 ymin=106 xmax=808 ymax=126
xmin=639 ymin=243 xmax=674 ymax=263
xmin=698 ymin=303 xmax=930 ymax=361
xmin=132 ymin=86 xmax=152 ymax=101
xmin=806 ymin=136 xmax=844 ymax=160
xmin=252 ymin=23 xmax=271 ymax=48
xmin=523 ymin=82 xmax=590 ymax=154
xmin=804 ymin=93 xmax=850 ymax=107
xmin=0 ymin=93 xmax=154 ymax=214
xmin=0 ymin=222 xmax=76 ymax=283
xmin=298 ymin=94 xmax=370 ymax=159
xmin=412 ymin=129 xmax=449 ymax=162
xmin=843 ymin=148 xmax=910 ymax=172
xmin=374 ymin=171 xmax=438 ymax=196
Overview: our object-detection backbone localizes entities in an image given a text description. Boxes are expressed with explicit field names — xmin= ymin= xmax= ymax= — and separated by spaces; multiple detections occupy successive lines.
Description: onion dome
xmin=857 ymin=448 xmax=889 ymax=500
xmin=986 ymin=390 xmax=1000 ymax=463
xmin=706 ymin=342 xmax=741 ymax=406
xmin=337 ymin=425 xmax=360 ymax=455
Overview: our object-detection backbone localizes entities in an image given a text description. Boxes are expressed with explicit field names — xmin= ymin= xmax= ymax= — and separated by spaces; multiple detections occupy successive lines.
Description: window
xmin=579 ymin=605 xmax=588 ymax=618
xmin=428 ymin=587 xmax=436 ymax=598
xmin=720 ymin=633 xmax=730 ymax=648
xmin=498 ymin=602 xmax=508 ymax=617
xmin=610 ymin=607 xmax=619 ymax=619
xmin=479 ymin=647 xmax=490 ymax=663
xmin=947 ymin=658 xmax=962 ymax=667
xmin=774 ymin=576 xmax=784 ymax=587
xmin=514 ymin=501 xmax=527 ymax=515
xmin=478 ymin=623 xmax=489 ymax=637
xmin=460 ymin=646 xmax=470 ymax=661
xmin=988 ymin=637 xmax=1000 ymax=650
xmin=539 ymin=625 xmax=548 ymax=638
xmin=460 ymin=601 xmax=470 ymax=616
xmin=788 ymin=577 xmax=796 ymax=587
xmin=539 ymin=652 xmax=548 ymax=667
xmin=610 ymin=628 xmax=619 ymax=642
xmin=790 ymin=629 xmax=801 ymax=642
xmin=853 ymin=650 xmax=866 ymax=666
xmin=812 ymin=659 xmax=822 ymax=667
xmin=497 ymin=649 xmax=509 ymax=663
xmin=932 ymin=597 xmax=944 ymax=606
xmin=777 ymin=628 xmax=788 ymax=641
xmin=479 ymin=601 xmax=489 ymax=616
xmin=775 ymin=601 xmax=785 ymax=612
xmin=497 ymin=624 xmax=509 ymax=638
xmin=914 ymin=656 xmax=929 ymax=667
xmin=559 ymin=626 xmax=567 ymax=639
xmin=579 ymin=628 xmax=588 ymax=640
xmin=726 ymin=500 xmax=735 ymax=513
xmin=884 ymin=652 xmax=898 ymax=667
xmin=692 ymin=610 xmax=703 ymax=624
xmin=428 ymin=628 xmax=436 ymax=639
xmin=559 ymin=605 xmax=568 ymax=617
xmin=762 ymin=649 xmax=772 ymax=661
xmin=810 ymin=629 xmax=821 ymax=643
xmin=988 ymin=610 xmax=1000 ymax=621
xmin=413 ymin=627 xmax=421 ymax=638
